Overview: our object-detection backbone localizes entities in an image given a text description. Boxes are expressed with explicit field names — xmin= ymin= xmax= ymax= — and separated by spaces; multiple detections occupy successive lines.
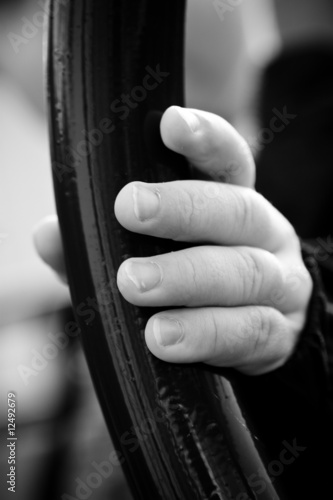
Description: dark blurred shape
xmin=47 ymin=0 xmax=281 ymax=499
xmin=254 ymin=41 xmax=333 ymax=498
xmin=256 ymin=43 xmax=333 ymax=239
xmin=0 ymin=0 xmax=24 ymax=5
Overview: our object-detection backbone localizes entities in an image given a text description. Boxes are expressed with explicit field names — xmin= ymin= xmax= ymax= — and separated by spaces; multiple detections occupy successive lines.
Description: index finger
xmin=160 ymin=106 xmax=255 ymax=188
xmin=114 ymin=180 xmax=295 ymax=253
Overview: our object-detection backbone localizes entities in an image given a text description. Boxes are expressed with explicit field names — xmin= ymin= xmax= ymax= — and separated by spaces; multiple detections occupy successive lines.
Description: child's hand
xmin=34 ymin=106 xmax=312 ymax=375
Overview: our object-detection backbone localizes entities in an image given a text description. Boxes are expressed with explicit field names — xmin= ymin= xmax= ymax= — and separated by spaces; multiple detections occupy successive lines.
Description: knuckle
xmin=248 ymin=308 xmax=292 ymax=361
xmin=285 ymin=264 xmax=309 ymax=291
xmin=178 ymin=251 xmax=201 ymax=303
xmin=237 ymin=250 xmax=264 ymax=301
xmin=173 ymin=187 xmax=204 ymax=240
xmin=246 ymin=308 xmax=273 ymax=355
xmin=229 ymin=187 xmax=254 ymax=239
xmin=202 ymin=310 xmax=219 ymax=361
xmin=238 ymin=308 xmax=293 ymax=373
xmin=173 ymin=189 xmax=196 ymax=240
xmin=283 ymin=263 xmax=313 ymax=311
xmin=266 ymin=285 xmax=286 ymax=309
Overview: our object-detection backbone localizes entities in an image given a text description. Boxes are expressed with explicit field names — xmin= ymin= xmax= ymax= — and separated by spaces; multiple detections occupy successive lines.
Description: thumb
xmin=33 ymin=215 xmax=67 ymax=283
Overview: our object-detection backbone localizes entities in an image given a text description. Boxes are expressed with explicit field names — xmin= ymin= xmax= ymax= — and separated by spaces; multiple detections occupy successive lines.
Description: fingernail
xmin=175 ymin=107 xmax=200 ymax=133
xmin=133 ymin=184 xmax=161 ymax=221
xmin=125 ymin=260 xmax=163 ymax=292
xmin=153 ymin=317 xmax=184 ymax=347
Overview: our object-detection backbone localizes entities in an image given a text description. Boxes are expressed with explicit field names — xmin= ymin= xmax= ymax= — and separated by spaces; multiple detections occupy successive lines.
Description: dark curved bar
xmin=46 ymin=1 xmax=281 ymax=499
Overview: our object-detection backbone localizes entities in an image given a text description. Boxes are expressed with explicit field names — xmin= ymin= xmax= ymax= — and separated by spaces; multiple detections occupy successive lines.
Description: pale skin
xmin=34 ymin=105 xmax=313 ymax=375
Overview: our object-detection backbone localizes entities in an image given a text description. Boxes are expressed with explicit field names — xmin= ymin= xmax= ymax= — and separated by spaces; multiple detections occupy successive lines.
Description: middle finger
xmin=116 ymin=245 xmax=296 ymax=312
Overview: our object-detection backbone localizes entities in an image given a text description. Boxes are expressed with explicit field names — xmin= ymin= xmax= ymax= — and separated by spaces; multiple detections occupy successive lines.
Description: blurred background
xmin=1 ymin=0 xmax=332 ymax=499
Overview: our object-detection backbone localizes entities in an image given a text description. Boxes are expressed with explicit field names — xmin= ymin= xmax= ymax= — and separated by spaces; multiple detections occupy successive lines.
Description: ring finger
xmin=144 ymin=305 xmax=297 ymax=375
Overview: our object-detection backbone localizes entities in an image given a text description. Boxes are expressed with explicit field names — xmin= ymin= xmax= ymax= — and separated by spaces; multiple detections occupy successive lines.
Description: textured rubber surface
xmin=47 ymin=1 xmax=278 ymax=499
